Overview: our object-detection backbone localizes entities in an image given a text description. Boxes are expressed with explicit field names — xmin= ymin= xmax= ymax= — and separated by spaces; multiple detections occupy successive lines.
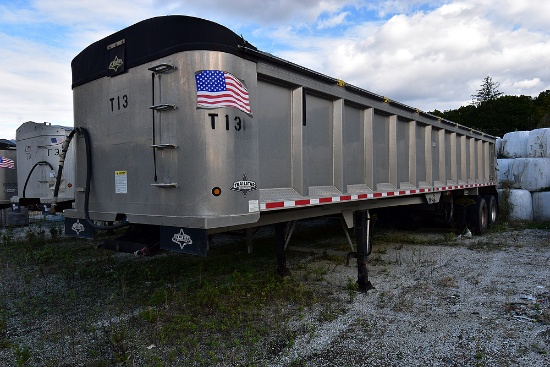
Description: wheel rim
xmin=481 ymin=204 xmax=488 ymax=228
xmin=489 ymin=200 xmax=497 ymax=223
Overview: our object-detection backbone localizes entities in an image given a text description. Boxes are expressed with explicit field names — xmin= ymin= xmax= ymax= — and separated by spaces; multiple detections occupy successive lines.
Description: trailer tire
xmin=483 ymin=195 xmax=498 ymax=228
xmin=469 ymin=196 xmax=488 ymax=235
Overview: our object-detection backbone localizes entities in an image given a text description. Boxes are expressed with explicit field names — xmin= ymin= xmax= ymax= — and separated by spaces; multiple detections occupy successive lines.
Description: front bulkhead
xmin=15 ymin=122 xmax=75 ymax=206
xmin=66 ymin=16 xmax=260 ymax=234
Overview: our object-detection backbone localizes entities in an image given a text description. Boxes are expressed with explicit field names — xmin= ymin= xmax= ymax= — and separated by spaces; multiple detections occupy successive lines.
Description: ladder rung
xmin=148 ymin=63 xmax=176 ymax=74
xmin=151 ymin=183 xmax=178 ymax=188
xmin=149 ymin=104 xmax=176 ymax=112
xmin=151 ymin=144 xmax=177 ymax=149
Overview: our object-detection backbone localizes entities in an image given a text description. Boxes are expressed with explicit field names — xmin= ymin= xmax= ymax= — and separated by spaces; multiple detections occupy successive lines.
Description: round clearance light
xmin=212 ymin=187 xmax=222 ymax=196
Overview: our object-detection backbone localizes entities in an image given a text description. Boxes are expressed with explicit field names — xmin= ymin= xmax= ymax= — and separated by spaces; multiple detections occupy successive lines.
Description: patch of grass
xmin=346 ymin=277 xmax=359 ymax=303
xmin=375 ymin=231 xmax=456 ymax=246
xmin=13 ymin=344 xmax=31 ymax=367
xmin=439 ymin=275 xmax=458 ymax=288
xmin=498 ymin=184 xmax=513 ymax=223
xmin=0 ymin=223 xmax=329 ymax=366
xmin=0 ymin=304 xmax=9 ymax=349
xmin=467 ymin=240 xmax=508 ymax=252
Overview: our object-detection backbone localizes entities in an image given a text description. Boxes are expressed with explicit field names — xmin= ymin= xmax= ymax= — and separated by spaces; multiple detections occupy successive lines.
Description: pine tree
xmin=471 ymin=76 xmax=503 ymax=106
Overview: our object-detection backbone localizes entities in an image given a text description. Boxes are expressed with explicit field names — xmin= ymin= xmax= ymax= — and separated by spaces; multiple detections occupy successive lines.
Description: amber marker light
xmin=212 ymin=187 xmax=222 ymax=196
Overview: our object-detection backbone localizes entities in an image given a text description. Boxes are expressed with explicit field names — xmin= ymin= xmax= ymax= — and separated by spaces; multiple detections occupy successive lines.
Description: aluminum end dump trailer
xmin=64 ymin=15 xmax=498 ymax=291
xmin=0 ymin=139 xmax=17 ymax=209
xmin=15 ymin=121 xmax=75 ymax=212
xmin=0 ymin=139 xmax=21 ymax=227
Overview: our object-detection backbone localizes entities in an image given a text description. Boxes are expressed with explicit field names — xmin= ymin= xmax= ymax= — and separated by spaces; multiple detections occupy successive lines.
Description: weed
xmin=0 ymin=305 xmax=9 ymax=349
xmin=439 ymin=275 xmax=458 ymax=288
xmin=49 ymin=225 xmax=61 ymax=240
xmin=312 ymin=265 xmax=329 ymax=281
xmin=13 ymin=344 xmax=31 ymax=367
xmin=346 ymin=277 xmax=359 ymax=303
xmin=369 ymin=253 xmax=386 ymax=266
xmin=104 ymin=325 xmax=129 ymax=364
xmin=467 ymin=240 xmax=507 ymax=252
xmin=474 ymin=343 xmax=486 ymax=366
xmin=498 ymin=183 xmax=513 ymax=222
xmin=1 ymin=226 xmax=15 ymax=246
xmin=531 ymin=343 xmax=548 ymax=355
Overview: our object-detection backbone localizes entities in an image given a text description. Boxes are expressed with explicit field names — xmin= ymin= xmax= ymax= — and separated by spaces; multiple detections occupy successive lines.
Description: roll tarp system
xmin=71 ymin=15 xmax=257 ymax=88
xmin=0 ymin=139 xmax=15 ymax=150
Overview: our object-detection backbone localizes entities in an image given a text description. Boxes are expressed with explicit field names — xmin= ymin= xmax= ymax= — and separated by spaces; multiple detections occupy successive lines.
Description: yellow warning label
xmin=115 ymin=170 xmax=127 ymax=194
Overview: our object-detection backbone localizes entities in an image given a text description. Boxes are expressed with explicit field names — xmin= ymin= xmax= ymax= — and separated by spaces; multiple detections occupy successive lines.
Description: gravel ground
xmin=269 ymin=227 xmax=550 ymax=367
xmin=1 ymin=222 xmax=549 ymax=366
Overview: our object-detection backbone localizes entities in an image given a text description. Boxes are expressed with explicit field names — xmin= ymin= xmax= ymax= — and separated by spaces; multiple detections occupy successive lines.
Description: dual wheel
xmin=466 ymin=194 xmax=498 ymax=235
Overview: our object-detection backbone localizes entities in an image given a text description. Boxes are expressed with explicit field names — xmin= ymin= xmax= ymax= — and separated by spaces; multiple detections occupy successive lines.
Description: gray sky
xmin=1 ymin=0 xmax=549 ymax=138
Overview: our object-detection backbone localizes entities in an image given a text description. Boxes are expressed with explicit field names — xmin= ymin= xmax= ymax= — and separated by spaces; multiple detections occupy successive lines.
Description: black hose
xmin=23 ymin=161 xmax=55 ymax=199
xmin=52 ymin=130 xmax=77 ymax=199
xmin=79 ymin=127 xmax=130 ymax=230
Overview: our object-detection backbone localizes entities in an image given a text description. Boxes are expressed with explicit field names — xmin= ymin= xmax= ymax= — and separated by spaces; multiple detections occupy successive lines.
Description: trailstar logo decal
xmin=109 ymin=55 xmax=124 ymax=72
xmin=71 ymin=220 xmax=85 ymax=235
xmin=230 ymin=174 xmax=257 ymax=197
xmin=172 ymin=229 xmax=193 ymax=249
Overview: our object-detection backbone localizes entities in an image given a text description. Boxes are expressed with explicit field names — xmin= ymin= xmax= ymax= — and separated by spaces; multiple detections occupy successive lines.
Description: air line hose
xmin=23 ymin=161 xmax=55 ymax=199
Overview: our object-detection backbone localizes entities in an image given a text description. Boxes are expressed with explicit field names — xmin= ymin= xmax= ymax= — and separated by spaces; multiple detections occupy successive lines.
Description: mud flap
xmin=160 ymin=226 xmax=208 ymax=256
xmin=64 ymin=217 xmax=95 ymax=239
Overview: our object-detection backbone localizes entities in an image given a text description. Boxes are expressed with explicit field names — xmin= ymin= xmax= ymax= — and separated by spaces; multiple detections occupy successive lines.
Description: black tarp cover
xmin=0 ymin=139 xmax=16 ymax=150
xmin=71 ymin=15 xmax=256 ymax=88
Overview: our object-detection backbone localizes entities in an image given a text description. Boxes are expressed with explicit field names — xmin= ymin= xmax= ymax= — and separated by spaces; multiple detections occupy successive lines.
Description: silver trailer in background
xmin=15 ymin=121 xmax=75 ymax=211
xmin=64 ymin=16 xmax=497 ymax=290
xmin=0 ymin=139 xmax=17 ymax=208
xmin=0 ymin=139 xmax=25 ymax=227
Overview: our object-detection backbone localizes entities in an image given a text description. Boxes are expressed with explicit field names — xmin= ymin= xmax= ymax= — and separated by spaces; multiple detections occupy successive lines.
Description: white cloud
xmin=1 ymin=0 xmax=550 ymax=139
xmin=265 ymin=0 xmax=550 ymax=111
xmin=512 ymin=78 xmax=542 ymax=90
xmin=0 ymin=34 xmax=73 ymax=138
xmin=154 ymin=0 xmax=354 ymax=26
xmin=317 ymin=11 xmax=350 ymax=29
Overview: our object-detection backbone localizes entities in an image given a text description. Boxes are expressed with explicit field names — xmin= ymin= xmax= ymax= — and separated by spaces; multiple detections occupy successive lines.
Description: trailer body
xmin=15 ymin=121 xmax=75 ymax=209
xmin=0 ymin=139 xmax=17 ymax=209
xmin=64 ymin=16 xmax=497 ymax=255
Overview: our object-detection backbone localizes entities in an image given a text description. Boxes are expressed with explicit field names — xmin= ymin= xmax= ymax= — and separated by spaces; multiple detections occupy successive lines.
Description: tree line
xmin=429 ymin=76 xmax=550 ymax=137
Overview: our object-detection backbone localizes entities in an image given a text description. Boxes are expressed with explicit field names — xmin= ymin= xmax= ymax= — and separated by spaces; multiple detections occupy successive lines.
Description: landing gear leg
xmin=275 ymin=222 xmax=291 ymax=277
xmin=354 ymin=210 xmax=375 ymax=292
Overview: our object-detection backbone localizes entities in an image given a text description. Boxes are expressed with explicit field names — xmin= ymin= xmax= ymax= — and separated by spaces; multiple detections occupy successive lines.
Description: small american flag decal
xmin=195 ymin=70 xmax=251 ymax=115
xmin=0 ymin=156 xmax=15 ymax=169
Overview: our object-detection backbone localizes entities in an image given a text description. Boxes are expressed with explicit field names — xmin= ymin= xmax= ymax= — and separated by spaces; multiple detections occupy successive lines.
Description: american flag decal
xmin=195 ymin=70 xmax=251 ymax=115
xmin=0 ymin=156 xmax=15 ymax=169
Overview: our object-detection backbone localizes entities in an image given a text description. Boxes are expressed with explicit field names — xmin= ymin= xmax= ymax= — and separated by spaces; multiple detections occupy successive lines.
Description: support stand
xmin=274 ymin=222 xmax=291 ymax=276
xmin=354 ymin=210 xmax=375 ymax=292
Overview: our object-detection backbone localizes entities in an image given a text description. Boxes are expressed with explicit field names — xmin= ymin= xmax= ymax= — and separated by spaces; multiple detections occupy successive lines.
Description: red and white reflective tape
xmin=260 ymin=182 xmax=495 ymax=211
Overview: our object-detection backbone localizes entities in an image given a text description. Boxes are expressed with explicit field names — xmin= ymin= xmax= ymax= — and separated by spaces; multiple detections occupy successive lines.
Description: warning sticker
xmin=115 ymin=170 xmax=127 ymax=194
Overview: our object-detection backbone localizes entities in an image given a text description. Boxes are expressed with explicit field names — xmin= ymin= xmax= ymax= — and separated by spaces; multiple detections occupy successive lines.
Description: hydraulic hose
xmin=23 ymin=161 xmax=55 ymax=199
xmin=50 ymin=130 xmax=77 ymax=211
